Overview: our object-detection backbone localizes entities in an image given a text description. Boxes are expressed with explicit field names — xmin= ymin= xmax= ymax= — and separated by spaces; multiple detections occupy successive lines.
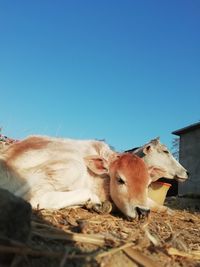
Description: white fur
xmin=0 ymin=136 xmax=113 ymax=209
xmin=133 ymin=138 xmax=188 ymax=182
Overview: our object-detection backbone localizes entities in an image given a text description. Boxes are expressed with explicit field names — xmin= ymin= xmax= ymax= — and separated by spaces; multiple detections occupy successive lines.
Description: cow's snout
xmin=186 ymin=171 xmax=190 ymax=177
xmin=135 ymin=206 xmax=150 ymax=219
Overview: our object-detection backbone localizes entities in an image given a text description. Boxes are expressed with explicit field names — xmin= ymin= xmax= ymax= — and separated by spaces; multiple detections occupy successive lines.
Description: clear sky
xmin=0 ymin=1 xmax=199 ymax=151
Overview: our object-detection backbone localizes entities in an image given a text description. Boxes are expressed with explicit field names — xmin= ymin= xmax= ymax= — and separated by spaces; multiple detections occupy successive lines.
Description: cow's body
xmin=0 ymin=135 xmax=150 ymax=219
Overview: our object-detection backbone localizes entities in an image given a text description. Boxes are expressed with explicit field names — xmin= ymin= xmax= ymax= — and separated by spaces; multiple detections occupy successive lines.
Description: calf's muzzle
xmin=135 ymin=206 xmax=150 ymax=219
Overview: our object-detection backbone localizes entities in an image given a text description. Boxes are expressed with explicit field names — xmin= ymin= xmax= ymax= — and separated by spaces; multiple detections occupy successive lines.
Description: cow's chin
xmin=125 ymin=206 xmax=138 ymax=219
xmin=122 ymin=208 xmax=137 ymax=219
xmin=175 ymin=176 xmax=188 ymax=182
xmin=111 ymin=198 xmax=137 ymax=219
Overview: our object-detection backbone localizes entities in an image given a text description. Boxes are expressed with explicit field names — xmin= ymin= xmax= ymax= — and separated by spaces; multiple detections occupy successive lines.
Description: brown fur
xmin=5 ymin=137 xmax=50 ymax=162
xmin=110 ymin=153 xmax=149 ymax=202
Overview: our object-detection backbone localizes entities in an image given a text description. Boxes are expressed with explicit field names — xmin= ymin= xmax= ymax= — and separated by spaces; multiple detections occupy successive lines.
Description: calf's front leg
xmin=91 ymin=200 xmax=113 ymax=214
xmin=147 ymin=197 xmax=173 ymax=214
xmin=30 ymin=189 xmax=101 ymax=209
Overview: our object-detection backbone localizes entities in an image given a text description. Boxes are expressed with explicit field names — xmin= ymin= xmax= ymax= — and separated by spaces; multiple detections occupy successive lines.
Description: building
xmin=172 ymin=122 xmax=200 ymax=196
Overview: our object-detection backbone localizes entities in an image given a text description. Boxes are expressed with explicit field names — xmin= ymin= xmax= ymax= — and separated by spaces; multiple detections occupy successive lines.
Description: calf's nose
xmin=135 ymin=206 xmax=150 ymax=219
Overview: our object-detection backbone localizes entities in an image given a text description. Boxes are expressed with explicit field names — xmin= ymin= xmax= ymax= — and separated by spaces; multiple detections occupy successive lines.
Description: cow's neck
xmin=92 ymin=174 xmax=111 ymax=202
xmin=133 ymin=147 xmax=145 ymax=158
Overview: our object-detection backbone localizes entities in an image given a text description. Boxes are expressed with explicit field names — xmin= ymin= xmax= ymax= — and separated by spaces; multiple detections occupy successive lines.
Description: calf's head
xmin=85 ymin=153 xmax=151 ymax=219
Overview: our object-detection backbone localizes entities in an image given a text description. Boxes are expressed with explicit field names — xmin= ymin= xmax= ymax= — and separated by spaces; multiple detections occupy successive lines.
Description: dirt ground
xmin=4 ymin=197 xmax=199 ymax=267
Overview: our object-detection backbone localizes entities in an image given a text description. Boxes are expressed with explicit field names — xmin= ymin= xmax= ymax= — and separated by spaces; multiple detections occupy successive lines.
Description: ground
xmin=4 ymin=197 xmax=200 ymax=267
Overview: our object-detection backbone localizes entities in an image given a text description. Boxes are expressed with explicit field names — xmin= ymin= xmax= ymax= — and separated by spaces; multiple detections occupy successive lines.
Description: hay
xmin=1 ymin=200 xmax=200 ymax=267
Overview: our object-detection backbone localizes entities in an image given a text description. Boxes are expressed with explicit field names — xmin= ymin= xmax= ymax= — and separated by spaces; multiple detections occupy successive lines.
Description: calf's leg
xmin=30 ymin=189 xmax=101 ymax=209
xmin=147 ymin=197 xmax=173 ymax=214
xmin=91 ymin=200 xmax=113 ymax=214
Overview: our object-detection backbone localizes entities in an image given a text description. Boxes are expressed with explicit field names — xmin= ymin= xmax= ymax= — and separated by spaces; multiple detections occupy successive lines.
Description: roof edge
xmin=172 ymin=122 xmax=200 ymax=136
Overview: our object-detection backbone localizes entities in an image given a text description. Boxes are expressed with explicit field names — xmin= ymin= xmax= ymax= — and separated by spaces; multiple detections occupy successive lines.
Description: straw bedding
xmin=3 ymin=199 xmax=199 ymax=267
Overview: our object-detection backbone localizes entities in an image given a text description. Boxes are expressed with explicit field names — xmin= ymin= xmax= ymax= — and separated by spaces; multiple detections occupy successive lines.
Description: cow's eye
xmin=163 ymin=150 xmax=169 ymax=154
xmin=117 ymin=176 xmax=125 ymax=185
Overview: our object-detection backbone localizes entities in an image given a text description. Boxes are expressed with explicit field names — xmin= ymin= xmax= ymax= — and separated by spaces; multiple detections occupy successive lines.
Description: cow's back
xmin=4 ymin=136 xmax=112 ymax=168
xmin=0 ymin=135 xmax=114 ymax=201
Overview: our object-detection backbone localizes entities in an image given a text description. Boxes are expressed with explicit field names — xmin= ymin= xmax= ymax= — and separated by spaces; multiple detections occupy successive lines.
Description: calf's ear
xmin=84 ymin=156 xmax=108 ymax=175
xmin=148 ymin=166 xmax=166 ymax=182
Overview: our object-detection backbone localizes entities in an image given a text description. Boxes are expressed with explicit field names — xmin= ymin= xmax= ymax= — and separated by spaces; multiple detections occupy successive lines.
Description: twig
xmin=33 ymin=230 xmax=106 ymax=246
xmin=32 ymin=221 xmax=63 ymax=231
xmin=167 ymin=247 xmax=200 ymax=260
xmin=96 ymin=242 xmax=135 ymax=259
xmin=59 ymin=250 xmax=69 ymax=267
xmin=0 ymin=245 xmax=85 ymax=259
xmin=141 ymin=218 xmax=159 ymax=246
xmin=0 ymin=245 xmax=59 ymax=258
xmin=123 ymin=247 xmax=159 ymax=267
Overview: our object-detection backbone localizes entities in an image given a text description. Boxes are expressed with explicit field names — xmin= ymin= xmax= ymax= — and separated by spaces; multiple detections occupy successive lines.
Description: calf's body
xmin=0 ymin=135 xmax=150 ymax=218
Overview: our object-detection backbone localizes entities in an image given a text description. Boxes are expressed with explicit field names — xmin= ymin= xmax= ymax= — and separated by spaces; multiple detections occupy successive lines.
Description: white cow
xmin=0 ymin=135 xmax=157 ymax=219
xmin=126 ymin=137 xmax=188 ymax=183
xmin=126 ymin=138 xmax=188 ymax=212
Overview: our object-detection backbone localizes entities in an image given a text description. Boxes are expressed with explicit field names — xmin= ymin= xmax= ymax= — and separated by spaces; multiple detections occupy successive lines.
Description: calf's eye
xmin=117 ymin=177 xmax=125 ymax=185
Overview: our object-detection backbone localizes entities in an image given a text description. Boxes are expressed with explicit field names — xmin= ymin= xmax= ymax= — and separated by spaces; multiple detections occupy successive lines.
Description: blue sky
xmin=0 ymin=1 xmax=200 ymax=151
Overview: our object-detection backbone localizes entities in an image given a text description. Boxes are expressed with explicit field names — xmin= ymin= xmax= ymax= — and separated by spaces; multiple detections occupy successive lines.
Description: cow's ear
xmin=143 ymin=145 xmax=152 ymax=154
xmin=84 ymin=156 xmax=108 ymax=175
xmin=148 ymin=166 xmax=166 ymax=182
